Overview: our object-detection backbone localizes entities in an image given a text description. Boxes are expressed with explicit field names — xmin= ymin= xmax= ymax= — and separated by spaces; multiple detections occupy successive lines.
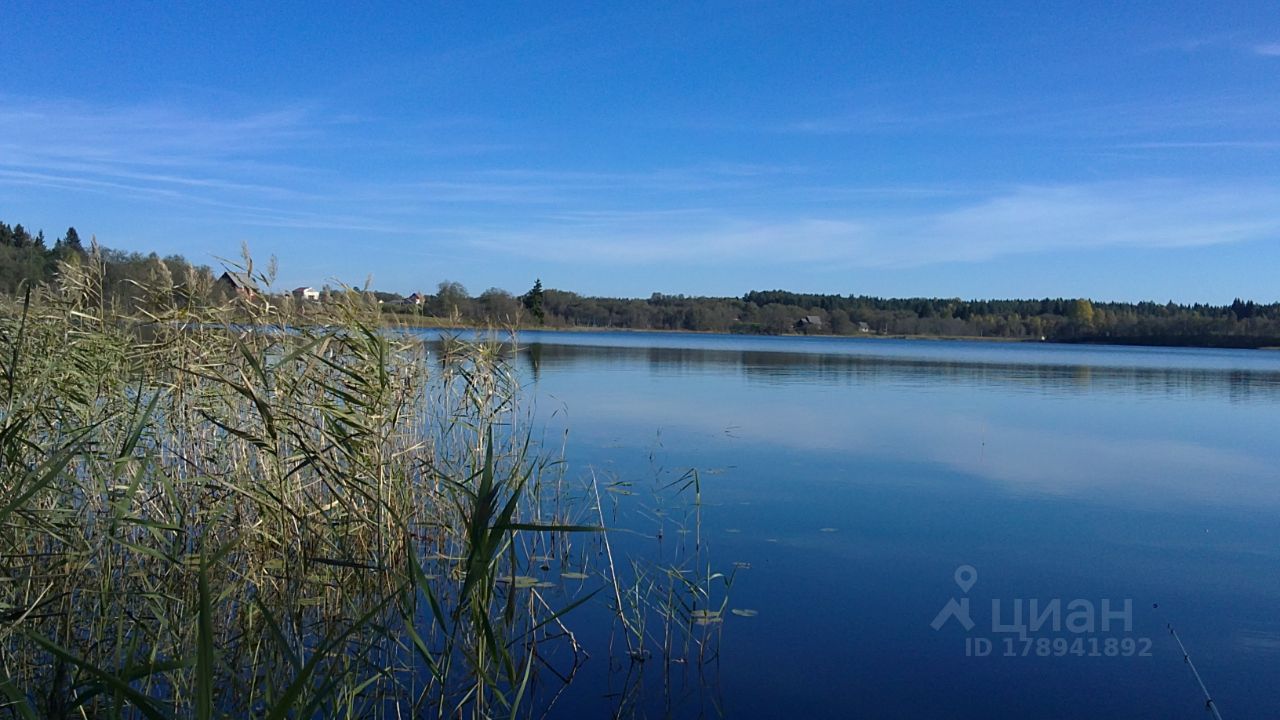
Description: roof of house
xmin=219 ymin=271 xmax=260 ymax=292
xmin=801 ymin=315 xmax=823 ymax=324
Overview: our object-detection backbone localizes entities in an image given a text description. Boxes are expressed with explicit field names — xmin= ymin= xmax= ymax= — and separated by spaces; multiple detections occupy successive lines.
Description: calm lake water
xmin=424 ymin=330 xmax=1280 ymax=718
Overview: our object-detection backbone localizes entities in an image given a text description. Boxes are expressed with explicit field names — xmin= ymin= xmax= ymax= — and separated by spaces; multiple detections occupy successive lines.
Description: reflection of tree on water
xmin=509 ymin=343 xmax=1280 ymax=401
xmin=527 ymin=341 xmax=542 ymax=383
xmin=1073 ymin=364 xmax=1091 ymax=388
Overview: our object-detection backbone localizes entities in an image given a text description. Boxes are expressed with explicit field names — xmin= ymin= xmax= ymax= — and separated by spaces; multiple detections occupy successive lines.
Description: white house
xmin=292 ymin=286 xmax=320 ymax=301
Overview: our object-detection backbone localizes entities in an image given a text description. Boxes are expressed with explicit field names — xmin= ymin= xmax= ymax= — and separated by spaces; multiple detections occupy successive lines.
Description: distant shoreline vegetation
xmin=4 ymin=217 xmax=1280 ymax=350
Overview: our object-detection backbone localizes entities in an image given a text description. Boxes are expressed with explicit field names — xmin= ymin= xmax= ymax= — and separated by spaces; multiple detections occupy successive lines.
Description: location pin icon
xmin=954 ymin=565 xmax=977 ymax=593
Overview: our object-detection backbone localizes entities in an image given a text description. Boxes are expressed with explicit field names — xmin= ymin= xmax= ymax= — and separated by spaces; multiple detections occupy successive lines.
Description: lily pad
xmin=497 ymin=575 xmax=541 ymax=589
xmin=561 ymin=571 xmax=590 ymax=580
xmin=690 ymin=610 xmax=723 ymax=625
xmin=820 ymin=527 xmax=839 ymax=533
xmin=731 ymin=608 xmax=759 ymax=618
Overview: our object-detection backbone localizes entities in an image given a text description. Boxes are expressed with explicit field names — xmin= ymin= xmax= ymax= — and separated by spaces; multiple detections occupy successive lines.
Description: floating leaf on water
xmin=690 ymin=610 xmax=723 ymax=625
xmin=732 ymin=561 xmax=752 ymax=570
xmin=561 ymin=571 xmax=590 ymax=580
xmin=529 ymin=555 xmax=553 ymax=563
xmin=731 ymin=608 xmax=759 ymax=618
xmin=533 ymin=581 xmax=556 ymax=589
xmin=820 ymin=527 xmax=839 ymax=533
xmin=605 ymin=487 xmax=633 ymax=495
xmin=725 ymin=528 xmax=741 ymax=534
xmin=497 ymin=575 xmax=542 ymax=588
xmin=766 ymin=538 xmax=780 ymax=543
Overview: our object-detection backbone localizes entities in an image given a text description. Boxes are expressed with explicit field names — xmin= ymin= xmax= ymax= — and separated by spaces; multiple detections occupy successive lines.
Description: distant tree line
xmin=6 ymin=215 xmax=1280 ymax=347
xmin=1 ymin=221 xmax=86 ymax=294
xmin=1 ymin=218 xmax=224 ymax=310
xmin=378 ymin=283 xmax=1280 ymax=347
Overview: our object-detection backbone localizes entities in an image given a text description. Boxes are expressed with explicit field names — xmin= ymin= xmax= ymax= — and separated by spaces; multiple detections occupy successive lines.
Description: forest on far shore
xmin=4 ymin=217 xmax=1280 ymax=348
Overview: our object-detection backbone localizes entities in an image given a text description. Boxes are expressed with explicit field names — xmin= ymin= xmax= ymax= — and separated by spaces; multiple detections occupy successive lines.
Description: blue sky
xmin=2 ymin=1 xmax=1279 ymax=302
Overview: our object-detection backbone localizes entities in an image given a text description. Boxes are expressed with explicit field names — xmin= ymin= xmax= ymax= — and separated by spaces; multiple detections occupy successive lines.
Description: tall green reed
xmin=0 ymin=251 xmax=604 ymax=719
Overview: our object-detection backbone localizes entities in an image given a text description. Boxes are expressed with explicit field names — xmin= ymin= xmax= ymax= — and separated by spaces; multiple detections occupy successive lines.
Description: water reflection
xmin=499 ymin=341 xmax=1280 ymax=511
xmin=516 ymin=342 xmax=1280 ymax=401
xmin=412 ymin=331 xmax=1280 ymax=717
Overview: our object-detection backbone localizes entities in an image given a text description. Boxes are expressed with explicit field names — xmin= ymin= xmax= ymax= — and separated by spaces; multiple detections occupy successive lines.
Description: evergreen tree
xmin=63 ymin=227 xmax=84 ymax=254
xmin=11 ymin=224 xmax=30 ymax=249
xmin=523 ymin=279 xmax=546 ymax=325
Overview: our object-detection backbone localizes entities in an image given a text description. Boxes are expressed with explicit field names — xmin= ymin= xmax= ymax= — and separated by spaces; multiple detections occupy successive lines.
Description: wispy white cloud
xmin=0 ymin=95 xmax=815 ymax=224
xmin=0 ymin=99 xmax=324 ymax=166
xmin=785 ymin=106 xmax=1010 ymax=135
xmin=1141 ymin=34 xmax=1280 ymax=60
xmin=912 ymin=182 xmax=1279 ymax=260
xmin=0 ymin=96 xmax=333 ymax=212
xmin=457 ymin=181 xmax=1280 ymax=268
xmin=1139 ymin=33 xmax=1236 ymax=54
xmin=5 ymin=96 xmax=1280 ymax=285
xmin=764 ymin=92 xmax=1280 ymax=141
xmin=1117 ymin=140 xmax=1280 ymax=150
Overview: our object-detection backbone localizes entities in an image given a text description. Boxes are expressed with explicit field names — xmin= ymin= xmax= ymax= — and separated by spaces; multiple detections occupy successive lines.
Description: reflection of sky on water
xmin=505 ymin=330 xmax=1280 ymax=371
xmin=415 ymin=331 xmax=1280 ymax=717
xmin=515 ymin=340 xmax=1280 ymax=512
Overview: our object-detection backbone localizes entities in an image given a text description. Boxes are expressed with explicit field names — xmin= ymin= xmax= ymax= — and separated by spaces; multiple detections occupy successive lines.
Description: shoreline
xmin=379 ymin=315 xmax=1279 ymax=351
